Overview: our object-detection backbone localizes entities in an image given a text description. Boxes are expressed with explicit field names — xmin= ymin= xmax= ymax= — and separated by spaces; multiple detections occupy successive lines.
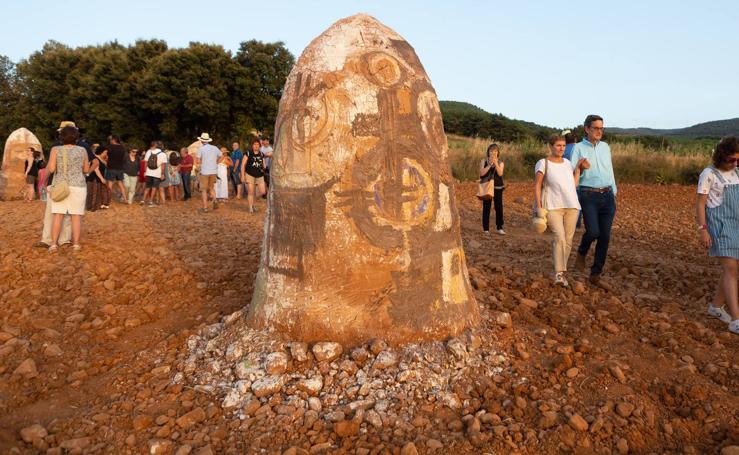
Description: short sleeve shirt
xmin=144 ymin=149 xmax=167 ymax=179
xmin=197 ymin=144 xmax=221 ymax=175
xmin=697 ymin=167 xmax=739 ymax=208
xmin=535 ymin=158 xmax=581 ymax=210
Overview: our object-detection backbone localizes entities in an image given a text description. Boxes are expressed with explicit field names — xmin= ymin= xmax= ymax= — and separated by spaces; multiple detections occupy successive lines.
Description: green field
xmin=448 ymin=135 xmax=712 ymax=185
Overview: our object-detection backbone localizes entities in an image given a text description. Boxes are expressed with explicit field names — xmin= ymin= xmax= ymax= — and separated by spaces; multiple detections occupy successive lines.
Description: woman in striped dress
xmin=696 ymin=136 xmax=739 ymax=335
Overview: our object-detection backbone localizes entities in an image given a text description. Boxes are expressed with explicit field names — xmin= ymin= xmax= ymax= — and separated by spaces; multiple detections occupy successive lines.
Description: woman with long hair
xmin=479 ymin=144 xmax=506 ymax=234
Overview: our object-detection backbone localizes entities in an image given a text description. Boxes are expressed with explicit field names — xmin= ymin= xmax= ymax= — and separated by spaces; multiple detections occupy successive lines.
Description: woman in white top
xmin=534 ymin=134 xmax=585 ymax=287
xmin=696 ymin=136 xmax=739 ymax=335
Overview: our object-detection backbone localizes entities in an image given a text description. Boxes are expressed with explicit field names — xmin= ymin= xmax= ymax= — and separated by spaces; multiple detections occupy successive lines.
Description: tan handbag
xmin=49 ymin=147 xmax=70 ymax=202
xmin=477 ymin=160 xmax=495 ymax=200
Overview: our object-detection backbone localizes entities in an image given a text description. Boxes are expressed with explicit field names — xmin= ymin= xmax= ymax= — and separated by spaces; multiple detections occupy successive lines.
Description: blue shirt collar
xmin=583 ymin=138 xmax=600 ymax=147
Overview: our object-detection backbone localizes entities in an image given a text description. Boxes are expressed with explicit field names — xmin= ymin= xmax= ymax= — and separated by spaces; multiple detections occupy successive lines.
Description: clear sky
xmin=2 ymin=0 xmax=737 ymax=129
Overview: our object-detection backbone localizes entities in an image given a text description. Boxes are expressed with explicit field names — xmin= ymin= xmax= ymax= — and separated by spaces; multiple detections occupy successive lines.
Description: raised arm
xmin=479 ymin=159 xmax=492 ymax=178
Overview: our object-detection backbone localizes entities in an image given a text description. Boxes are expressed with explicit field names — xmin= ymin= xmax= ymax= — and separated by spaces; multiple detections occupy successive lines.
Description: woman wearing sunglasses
xmin=696 ymin=136 xmax=739 ymax=335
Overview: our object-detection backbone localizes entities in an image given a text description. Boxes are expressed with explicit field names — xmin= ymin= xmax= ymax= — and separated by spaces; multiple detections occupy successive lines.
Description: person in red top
xmin=179 ymin=147 xmax=194 ymax=200
xmin=137 ymin=150 xmax=147 ymax=199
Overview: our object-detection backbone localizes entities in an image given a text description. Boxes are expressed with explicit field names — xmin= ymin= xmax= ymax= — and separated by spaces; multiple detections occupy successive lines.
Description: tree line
xmin=0 ymin=38 xmax=295 ymax=157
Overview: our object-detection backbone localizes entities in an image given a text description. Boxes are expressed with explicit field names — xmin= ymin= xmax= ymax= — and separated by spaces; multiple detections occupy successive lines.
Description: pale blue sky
xmin=2 ymin=0 xmax=737 ymax=129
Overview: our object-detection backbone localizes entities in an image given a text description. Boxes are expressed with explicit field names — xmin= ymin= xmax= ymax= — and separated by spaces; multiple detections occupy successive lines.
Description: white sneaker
xmin=554 ymin=272 xmax=569 ymax=287
xmin=729 ymin=320 xmax=739 ymax=335
xmin=483 ymin=230 xmax=490 ymax=235
xmin=708 ymin=305 xmax=732 ymax=323
xmin=497 ymin=229 xmax=506 ymax=235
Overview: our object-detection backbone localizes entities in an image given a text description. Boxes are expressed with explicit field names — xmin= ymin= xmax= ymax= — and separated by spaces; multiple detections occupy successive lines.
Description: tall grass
xmin=448 ymin=135 xmax=710 ymax=185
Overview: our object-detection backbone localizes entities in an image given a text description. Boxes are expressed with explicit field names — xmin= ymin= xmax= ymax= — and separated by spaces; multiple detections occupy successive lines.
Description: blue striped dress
xmin=706 ymin=167 xmax=739 ymax=259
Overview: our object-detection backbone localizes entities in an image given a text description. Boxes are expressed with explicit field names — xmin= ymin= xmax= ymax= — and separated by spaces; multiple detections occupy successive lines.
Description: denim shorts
xmin=106 ymin=169 xmax=125 ymax=181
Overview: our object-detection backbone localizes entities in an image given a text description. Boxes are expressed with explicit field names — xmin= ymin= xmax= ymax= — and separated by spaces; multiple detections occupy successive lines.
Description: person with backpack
xmin=142 ymin=141 xmax=167 ymax=206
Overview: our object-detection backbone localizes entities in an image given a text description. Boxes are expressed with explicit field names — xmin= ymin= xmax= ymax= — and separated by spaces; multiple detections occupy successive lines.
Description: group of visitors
xmin=33 ymin=121 xmax=274 ymax=250
xmin=477 ymin=113 xmax=739 ymax=336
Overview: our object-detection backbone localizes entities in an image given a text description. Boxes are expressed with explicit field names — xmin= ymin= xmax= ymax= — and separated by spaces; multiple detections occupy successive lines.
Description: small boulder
xmin=312 ymin=342 xmax=343 ymax=362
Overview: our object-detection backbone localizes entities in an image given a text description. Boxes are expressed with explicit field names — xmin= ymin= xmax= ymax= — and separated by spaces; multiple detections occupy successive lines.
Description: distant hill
xmin=440 ymin=100 xmax=738 ymax=141
xmin=439 ymin=101 xmax=556 ymax=142
xmin=609 ymin=118 xmax=739 ymax=138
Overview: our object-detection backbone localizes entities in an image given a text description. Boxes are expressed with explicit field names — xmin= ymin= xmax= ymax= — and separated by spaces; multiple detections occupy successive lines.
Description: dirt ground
xmin=0 ymin=182 xmax=737 ymax=455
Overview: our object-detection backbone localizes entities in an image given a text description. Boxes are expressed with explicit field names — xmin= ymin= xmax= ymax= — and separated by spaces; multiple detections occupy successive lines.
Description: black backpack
xmin=146 ymin=151 xmax=160 ymax=170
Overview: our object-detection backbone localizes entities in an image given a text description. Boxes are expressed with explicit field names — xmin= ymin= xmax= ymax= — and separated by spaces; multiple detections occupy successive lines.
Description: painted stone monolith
xmin=0 ymin=128 xmax=43 ymax=201
xmin=248 ymin=14 xmax=478 ymax=345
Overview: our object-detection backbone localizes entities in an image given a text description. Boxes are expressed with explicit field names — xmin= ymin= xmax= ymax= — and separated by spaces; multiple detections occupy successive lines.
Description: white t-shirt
xmin=697 ymin=167 xmax=739 ymax=208
xmin=144 ymin=148 xmax=167 ymax=179
xmin=535 ymin=158 xmax=581 ymax=210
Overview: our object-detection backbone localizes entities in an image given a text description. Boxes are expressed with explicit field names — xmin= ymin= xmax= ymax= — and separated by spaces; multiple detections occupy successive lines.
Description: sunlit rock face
xmin=0 ymin=128 xmax=43 ymax=200
xmin=248 ymin=14 xmax=478 ymax=346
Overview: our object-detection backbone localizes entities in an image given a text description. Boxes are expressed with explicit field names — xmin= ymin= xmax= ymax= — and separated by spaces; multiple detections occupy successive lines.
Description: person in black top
xmin=479 ymin=143 xmax=506 ymax=235
xmin=23 ymin=147 xmax=43 ymax=201
xmin=240 ymin=139 xmax=266 ymax=213
xmin=102 ymin=135 xmax=127 ymax=202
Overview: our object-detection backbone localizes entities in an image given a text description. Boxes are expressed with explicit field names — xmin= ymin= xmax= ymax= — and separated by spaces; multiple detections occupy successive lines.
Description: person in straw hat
xmin=194 ymin=132 xmax=220 ymax=213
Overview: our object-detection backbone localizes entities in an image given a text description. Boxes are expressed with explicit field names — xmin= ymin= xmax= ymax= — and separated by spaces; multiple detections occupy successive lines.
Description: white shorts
xmin=51 ymin=186 xmax=87 ymax=215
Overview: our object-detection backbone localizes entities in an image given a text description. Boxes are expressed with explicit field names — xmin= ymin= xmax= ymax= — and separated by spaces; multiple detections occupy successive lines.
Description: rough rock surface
xmin=248 ymin=14 xmax=478 ymax=345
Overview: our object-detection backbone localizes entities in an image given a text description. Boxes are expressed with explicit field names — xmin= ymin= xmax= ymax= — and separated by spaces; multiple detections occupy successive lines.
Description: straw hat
xmin=57 ymin=120 xmax=77 ymax=131
xmin=197 ymin=132 xmax=213 ymax=142
xmin=531 ymin=216 xmax=547 ymax=234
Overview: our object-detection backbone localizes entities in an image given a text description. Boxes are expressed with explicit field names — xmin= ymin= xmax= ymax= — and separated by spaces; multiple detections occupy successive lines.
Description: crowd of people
xmin=478 ymin=114 xmax=739 ymax=336
xmin=30 ymin=121 xmax=274 ymax=249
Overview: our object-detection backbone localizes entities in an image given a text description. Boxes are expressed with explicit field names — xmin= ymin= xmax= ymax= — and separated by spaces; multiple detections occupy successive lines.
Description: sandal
xmin=48 ymin=244 xmax=58 ymax=254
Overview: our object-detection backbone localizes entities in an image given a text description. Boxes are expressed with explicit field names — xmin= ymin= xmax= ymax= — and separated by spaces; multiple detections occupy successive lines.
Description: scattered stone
xmin=297 ymin=376 xmax=323 ymax=396
xmin=495 ymin=312 xmax=512 ymax=328
xmin=265 ymin=352 xmax=289 ymax=375
xmin=289 ymin=342 xmax=309 ymax=362
xmin=59 ymin=438 xmax=91 ymax=452
xmin=365 ymin=410 xmax=383 ymax=428
xmin=721 ymin=447 xmax=739 ymax=455
xmin=400 ymin=442 xmax=419 ymax=455
xmin=616 ymin=438 xmax=629 ymax=454
xmin=148 ymin=439 xmax=174 ymax=455
xmin=565 ymin=367 xmax=579 ymax=378
xmin=616 ymin=402 xmax=635 ymax=418
xmin=373 ymin=350 xmax=398 ymax=370
xmin=350 ymin=346 xmax=370 ymax=365
xmin=572 ymin=281 xmax=586 ymax=295
xmin=568 ymin=414 xmax=588 ymax=431
xmin=426 ymin=439 xmax=443 ymax=450
xmin=308 ymin=397 xmax=322 ymax=412
xmin=133 ymin=415 xmax=153 ymax=430
xmin=175 ymin=445 xmax=193 ymax=455
xmin=446 ymin=338 xmax=467 ymax=360
xmin=539 ymin=412 xmax=558 ymax=429
xmin=251 ymin=375 xmax=284 ymax=397
xmin=312 ymin=342 xmax=343 ymax=362
xmin=334 ymin=419 xmax=360 ymax=437
xmin=609 ymin=364 xmax=627 ymax=383
xmin=13 ymin=358 xmax=38 ymax=378
xmin=20 ymin=424 xmax=47 ymax=443
xmin=175 ymin=407 xmax=206 ymax=429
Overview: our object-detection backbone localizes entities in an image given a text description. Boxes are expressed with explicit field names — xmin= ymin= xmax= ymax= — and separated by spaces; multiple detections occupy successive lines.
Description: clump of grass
xmin=447 ymin=134 xmax=711 ymax=185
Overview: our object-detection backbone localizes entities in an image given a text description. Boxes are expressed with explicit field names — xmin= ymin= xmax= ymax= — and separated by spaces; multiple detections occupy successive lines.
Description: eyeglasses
xmin=588 ymin=127 xmax=605 ymax=132
xmin=726 ymin=157 xmax=739 ymax=164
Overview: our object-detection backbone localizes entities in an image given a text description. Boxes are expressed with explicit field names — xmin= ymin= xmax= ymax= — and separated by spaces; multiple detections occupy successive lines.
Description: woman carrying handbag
xmin=534 ymin=134 xmax=585 ymax=287
xmin=479 ymin=143 xmax=506 ymax=234
xmin=46 ymin=126 xmax=92 ymax=253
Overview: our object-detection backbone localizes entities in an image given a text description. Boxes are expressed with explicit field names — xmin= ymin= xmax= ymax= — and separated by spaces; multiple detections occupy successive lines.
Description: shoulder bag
xmin=49 ymin=146 xmax=70 ymax=202
xmin=476 ymin=160 xmax=495 ymax=200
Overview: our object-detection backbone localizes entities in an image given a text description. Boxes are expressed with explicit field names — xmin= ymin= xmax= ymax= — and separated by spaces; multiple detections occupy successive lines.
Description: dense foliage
xmin=439 ymin=101 xmax=557 ymax=142
xmin=0 ymin=39 xmax=294 ymax=155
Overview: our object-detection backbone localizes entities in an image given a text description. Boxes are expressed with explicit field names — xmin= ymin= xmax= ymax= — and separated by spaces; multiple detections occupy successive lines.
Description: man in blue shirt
xmin=570 ymin=114 xmax=617 ymax=287
xmin=230 ymin=142 xmax=244 ymax=199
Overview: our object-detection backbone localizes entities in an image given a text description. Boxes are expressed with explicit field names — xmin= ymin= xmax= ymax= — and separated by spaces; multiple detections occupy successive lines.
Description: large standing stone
xmin=0 ymin=128 xmax=43 ymax=200
xmin=248 ymin=14 xmax=478 ymax=346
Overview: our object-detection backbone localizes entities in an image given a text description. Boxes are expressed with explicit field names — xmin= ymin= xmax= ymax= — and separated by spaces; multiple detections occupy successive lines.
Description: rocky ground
xmin=0 ymin=182 xmax=737 ymax=455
